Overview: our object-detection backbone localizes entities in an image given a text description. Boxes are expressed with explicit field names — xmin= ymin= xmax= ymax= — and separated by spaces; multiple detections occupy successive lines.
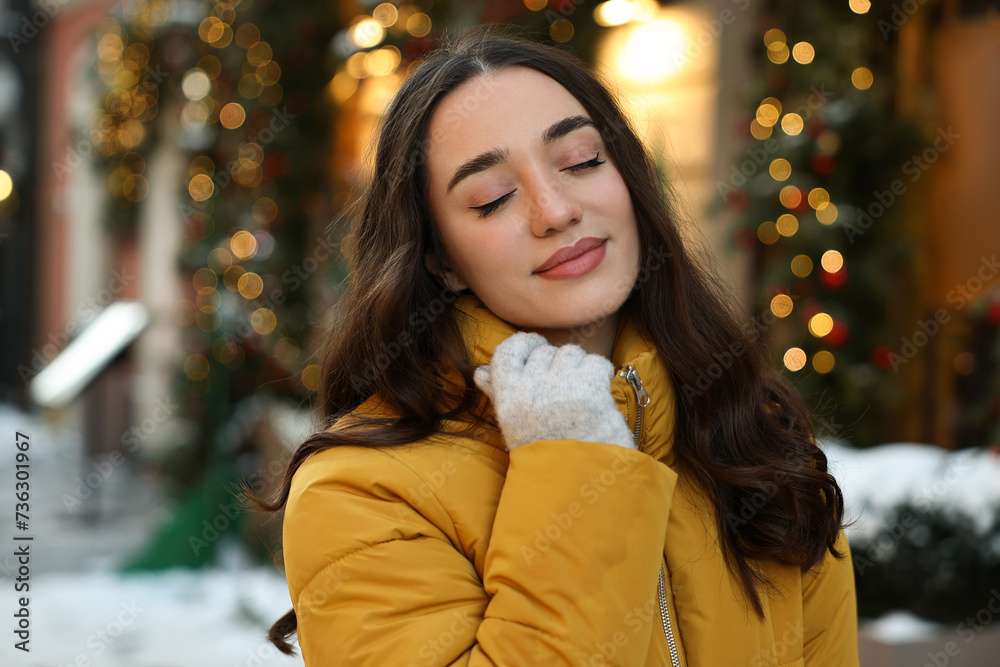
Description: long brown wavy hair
xmin=247 ymin=27 xmax=847 ymax=655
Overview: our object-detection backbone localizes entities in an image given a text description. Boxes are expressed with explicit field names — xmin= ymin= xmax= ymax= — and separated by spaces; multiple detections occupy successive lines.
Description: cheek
xmin=443 ymin=227 xmax=513 ymax=287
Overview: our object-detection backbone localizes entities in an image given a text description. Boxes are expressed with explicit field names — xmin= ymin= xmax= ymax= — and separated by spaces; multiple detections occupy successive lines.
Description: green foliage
xmin=852 ymin=503 xmax=1000 ymax=623
xmin=725 ymin=0 xmax=932 ymax=446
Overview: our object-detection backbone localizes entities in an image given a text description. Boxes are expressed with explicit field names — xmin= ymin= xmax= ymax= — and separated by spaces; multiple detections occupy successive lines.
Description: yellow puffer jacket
xmin=282 ymin=294 xmax=859 ymax=666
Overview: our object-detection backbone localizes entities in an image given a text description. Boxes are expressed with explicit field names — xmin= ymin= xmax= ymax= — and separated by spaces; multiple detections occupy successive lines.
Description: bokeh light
xmin=770 ymin=294 xmax=794 ymax=318
xmin=758 ymin=221 xmax=780 ymax=244
xmin=779 ymin=186 xmax=802 ymax=209
xmin=812 ymin=351 xmax=835 ymax=373
xmin=821 ymin=250 xmax=844 ymax=273
xmin=237 ymin=271 xmax=264 ymax=299
xmin=784 ymin=348 xmax=806 ymax=371
xmin=373 ymin=3 xmax=399 ymax=27
xmin=816 ymin=202 xmax=838 ymax=224
xmin=792 ymin=42 xmax=814 ymax=64
xmin=220 ymin=102 xmax=246 ymax=129
xmin=0 ymin=170 xmax=12 ymax=201
xmin=251 ymin=307 xmax=277 ymax=335
xmin=791 ymin=254 xmax=813 ymax=278
xmin=230 ymin=230 xmax=258 ymax=259
xmin=769 ymin=158 xmax=792 ymax=181
xmin=776 ymin=214 xmax=798 ymax=237
xmin=852 ymin=67 xmax=874 ymax=90
xmin=849 ymin=0 xmax=871 ymax=14
xmin=302 ymin=364 xmax=322 ymax=391
xmin=808 ymin=313 xmax=834 ymax=337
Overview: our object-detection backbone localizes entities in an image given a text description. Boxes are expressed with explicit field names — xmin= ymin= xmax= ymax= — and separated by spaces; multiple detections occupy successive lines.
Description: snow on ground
xmin=0 ymin=557 xmax=304 ymax=667
xmin=0 ymin=403 xmax=304 ymax=666
xmin=820 ymin=438 xmax=1000 ymax=542
xmin=2 ymin=400 xmax=999 ymax=664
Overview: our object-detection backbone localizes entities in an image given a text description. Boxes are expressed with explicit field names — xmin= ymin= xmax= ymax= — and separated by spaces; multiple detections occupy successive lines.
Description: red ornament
xmin=819 ymin=267 xmax=849 ymax=290
xmin=766 ymin=284 xmax=791 ymax=301
xmin=264 ymin=152 xmax=291 ymax=180
xmin=285 ymin=91 xmax=310 ymax=117
xmin=985 ymin=298 xmax=1000 ymax=327
xmin=767 ymin=68 xmax=789 ymax=91
xmin=807 ymin=119 xmax=825 ymax=137
xmin=734 ymin=118 xmax=752 ymax=140
xmin=405 ymin=36 xmax=436 ymax=60
xmin=800 ymin=301 xmax=824 ymax=324
xmin=793 ymin=188 xmax=810 ymax=213
xmin=871 ymin=345 xmax=894 ymax=370
xmin=725 ymin=189 xmax=748 ymax=211
xmin=795 ymin=280 xmax=816 ymax=299
xmin=734 ymin=227 xmax=756 ymax=250
xmin=812 ymin=154 xmax=836 ymax=175
xmin=825 ymin=321 xmax=849 ymax=348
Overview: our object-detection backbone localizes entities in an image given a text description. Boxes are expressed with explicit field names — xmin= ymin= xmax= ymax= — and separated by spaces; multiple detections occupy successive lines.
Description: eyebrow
xmin=445 ymin=115 xmax=598 ymax=194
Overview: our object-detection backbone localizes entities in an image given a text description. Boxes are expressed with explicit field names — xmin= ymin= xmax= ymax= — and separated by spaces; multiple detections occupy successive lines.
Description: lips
xmin=534 ymin=237 xmax=606 ymax=273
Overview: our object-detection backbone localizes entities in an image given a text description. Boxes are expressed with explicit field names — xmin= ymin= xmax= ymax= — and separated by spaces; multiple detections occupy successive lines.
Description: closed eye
xmin=472 ymin=191 xmax=515 ymax=219
xmin=566 ymin=152 xmax=606 ymax=172
xmin=470 ymin=153 xmax=606 ymax=219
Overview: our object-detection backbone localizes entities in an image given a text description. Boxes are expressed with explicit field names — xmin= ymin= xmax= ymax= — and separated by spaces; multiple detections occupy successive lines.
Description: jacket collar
xmin=450 ymin=294 xmax=676 ymax=464
xmin=452 ymin=293 xmax=654 ymax=368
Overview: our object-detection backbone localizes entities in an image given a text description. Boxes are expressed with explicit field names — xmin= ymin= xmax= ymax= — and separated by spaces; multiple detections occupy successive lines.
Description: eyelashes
xmin=471 ymin=152 xmax=607 ymax=219
xmin=472 ymin=192 xmax=513 ymax=219
xmin=566 ymin=152 xmax=606 ymax=173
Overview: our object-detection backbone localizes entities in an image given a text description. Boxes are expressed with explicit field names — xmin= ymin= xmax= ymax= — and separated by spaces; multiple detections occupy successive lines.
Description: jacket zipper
xmin=657 ymin=563 xmax=682 ymax=667
xmin=619 ymin=365 xmax=681 ymax=667
xmin=619 ymin=366 xmax=649 ymax=446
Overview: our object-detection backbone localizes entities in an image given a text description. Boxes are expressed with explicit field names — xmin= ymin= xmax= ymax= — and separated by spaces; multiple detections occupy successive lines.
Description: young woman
xmin=251 ymin=30 xmax=858 ymax=666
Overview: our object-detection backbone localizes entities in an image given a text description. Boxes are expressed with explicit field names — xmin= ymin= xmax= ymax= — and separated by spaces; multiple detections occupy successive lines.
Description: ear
xmin=424 ymin=252 xmax=469 ymax=292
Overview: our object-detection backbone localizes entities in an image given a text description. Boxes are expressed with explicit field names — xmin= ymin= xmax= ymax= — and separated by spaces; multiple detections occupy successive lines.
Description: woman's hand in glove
xmin=474 ymin=332 xmax=637 ymax=452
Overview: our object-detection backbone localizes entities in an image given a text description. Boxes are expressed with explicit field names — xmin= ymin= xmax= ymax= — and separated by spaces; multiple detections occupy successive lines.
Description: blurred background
xmin=1 ymin=0 xmax=999 ymax=664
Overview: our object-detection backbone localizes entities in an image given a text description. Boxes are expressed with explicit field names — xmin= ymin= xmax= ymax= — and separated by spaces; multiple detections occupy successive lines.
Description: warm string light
xmin=746 ymin=13 xmax=881 ymax=384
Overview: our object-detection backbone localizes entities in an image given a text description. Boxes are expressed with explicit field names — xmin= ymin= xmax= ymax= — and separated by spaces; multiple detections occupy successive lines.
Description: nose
xmin=525 ymin=171 xmax=582 ymax=237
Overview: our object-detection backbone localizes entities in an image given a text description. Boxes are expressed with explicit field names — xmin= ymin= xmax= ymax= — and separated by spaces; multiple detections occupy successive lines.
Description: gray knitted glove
xmin=474 ymin=332 xmax=637 ymax=451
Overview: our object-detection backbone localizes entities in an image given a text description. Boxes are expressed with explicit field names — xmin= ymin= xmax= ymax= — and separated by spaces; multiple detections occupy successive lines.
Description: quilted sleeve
xmin=802 ymin=529 xmax=860 ymax=666
xmin=282 ymin=439 xmax=678 ymax=665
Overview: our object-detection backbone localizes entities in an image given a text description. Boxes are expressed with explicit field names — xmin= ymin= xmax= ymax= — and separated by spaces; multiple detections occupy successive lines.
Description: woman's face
xmin=424 ymin=66 xmax=642 ymax=340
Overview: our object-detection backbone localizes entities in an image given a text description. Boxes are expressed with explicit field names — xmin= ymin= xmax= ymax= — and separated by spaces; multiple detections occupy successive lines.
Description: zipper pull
xmin=620 ymin=366 xmax=651 ymax=407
